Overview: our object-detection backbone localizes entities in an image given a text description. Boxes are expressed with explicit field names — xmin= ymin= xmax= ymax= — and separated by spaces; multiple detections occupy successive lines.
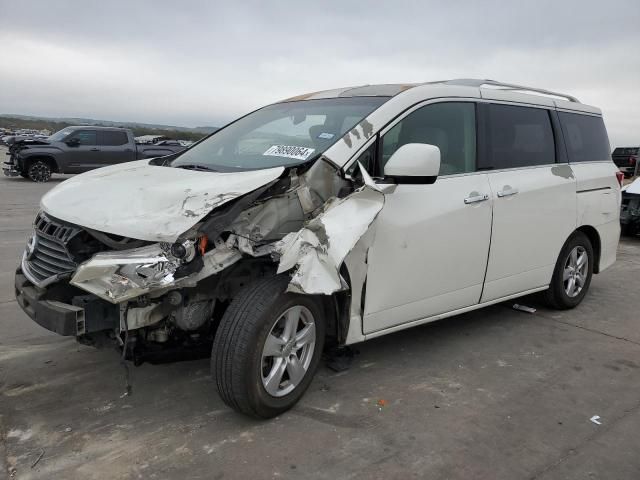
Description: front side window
xmin=380 ymin=102 xmax=476 ymax=175
xmin=486 ymin=104 xmax=555 ymax=169
xmin=172 ymin=97 xmax=388 ymax=172
xmin=559 ymin=112 xmax=610 ymax=162
xmin=68 ymin=130 xmax=97 ymax=146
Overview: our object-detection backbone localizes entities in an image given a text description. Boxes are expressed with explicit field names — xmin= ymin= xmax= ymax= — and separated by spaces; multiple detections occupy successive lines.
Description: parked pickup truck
xmin=3 ymin=126 xmax=188 ymax=182
xmin=612 ymin=146 xmax=639 ymax=178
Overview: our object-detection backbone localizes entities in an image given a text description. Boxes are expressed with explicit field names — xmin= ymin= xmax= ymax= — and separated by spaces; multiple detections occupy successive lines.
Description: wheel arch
xmin=575 ymin=225 xmax=601 ymax=273
xmin=208 ymin=258 xmax=352 ymax=347
xmin=24 ymin=155 xmax=59 ymax=173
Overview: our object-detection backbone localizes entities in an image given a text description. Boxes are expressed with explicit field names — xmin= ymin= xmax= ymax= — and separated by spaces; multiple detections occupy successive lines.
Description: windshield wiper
xmin=174 ymin=163 xmax=218 ymax=172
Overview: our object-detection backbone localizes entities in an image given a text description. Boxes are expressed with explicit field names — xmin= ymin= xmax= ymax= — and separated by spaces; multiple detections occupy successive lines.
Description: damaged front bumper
xmin=15 ymin=269 xmax=118 ymax=336
xmin=3 ymin=159 xmax=20 ymax=177
xmin=3 ymin=148 xmax=20 ymax=176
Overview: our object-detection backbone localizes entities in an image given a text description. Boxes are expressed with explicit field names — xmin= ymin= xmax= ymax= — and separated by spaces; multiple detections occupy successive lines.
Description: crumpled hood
xmin=41 ymin=160 xmax=285 ymax=242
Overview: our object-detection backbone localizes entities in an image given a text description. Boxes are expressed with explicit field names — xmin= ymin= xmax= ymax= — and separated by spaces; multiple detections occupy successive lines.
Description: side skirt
xmin=355 ymin=286 xmax=548 ymax=343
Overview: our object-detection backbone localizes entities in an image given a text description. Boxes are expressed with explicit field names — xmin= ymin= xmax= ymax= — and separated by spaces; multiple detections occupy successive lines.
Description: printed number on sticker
xmin=263 ymin=145 xmax=315 ymax=161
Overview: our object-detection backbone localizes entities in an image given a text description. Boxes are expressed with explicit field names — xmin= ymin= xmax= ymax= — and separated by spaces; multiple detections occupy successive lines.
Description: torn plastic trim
xmin=70 ymin=242 xmax=242 ymax=304
xmin=275 ymin=163 xmax=384 ymax=295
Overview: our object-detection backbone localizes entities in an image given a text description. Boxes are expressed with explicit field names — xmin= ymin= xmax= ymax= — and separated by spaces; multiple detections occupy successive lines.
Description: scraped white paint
xmin=277 ymin=164 xmax=384 ymax=294
xmin=40 ymin=160 xmax=284 ymax=242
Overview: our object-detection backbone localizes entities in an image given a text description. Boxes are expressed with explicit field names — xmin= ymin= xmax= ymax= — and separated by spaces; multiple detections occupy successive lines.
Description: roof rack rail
xmin=425 ymin=78 xmax=580 ymax=103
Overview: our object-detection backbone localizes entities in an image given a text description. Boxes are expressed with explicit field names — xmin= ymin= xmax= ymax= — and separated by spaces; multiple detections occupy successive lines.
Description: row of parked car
xmin=1 ymin=129 xmax=50 ymax=146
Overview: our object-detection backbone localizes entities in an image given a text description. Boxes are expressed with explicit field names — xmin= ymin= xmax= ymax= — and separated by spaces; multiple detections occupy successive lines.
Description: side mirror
xmin=65 ymin=138 xmax=80 ymax=146
xmin=383 ymin=143 xmax=440 ymax=184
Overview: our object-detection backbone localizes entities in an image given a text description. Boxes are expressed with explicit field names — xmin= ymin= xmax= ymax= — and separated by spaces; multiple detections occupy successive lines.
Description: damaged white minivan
xmin=16 ymin=79 xmax=621 ymax=418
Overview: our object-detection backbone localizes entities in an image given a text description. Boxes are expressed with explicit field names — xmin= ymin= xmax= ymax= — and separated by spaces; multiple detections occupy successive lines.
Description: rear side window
xmin=559 ymin=112 xmax=611 ymax=162
xmin=67 ymin=130 xmax=97 ymax=146
xmin=486 ymin=104 xmax=555 ymax=169
xmin=99 ymin=131 xmax=129 ymax=146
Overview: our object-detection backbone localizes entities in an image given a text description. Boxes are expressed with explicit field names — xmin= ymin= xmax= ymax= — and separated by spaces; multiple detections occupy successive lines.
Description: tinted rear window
xmin=486 ymin=104 xmax=555 ymax=169
xmin=558 ymin=112 xmax=610 ymax=162
xmin=99 ymin=131 xmax=129 ymax=146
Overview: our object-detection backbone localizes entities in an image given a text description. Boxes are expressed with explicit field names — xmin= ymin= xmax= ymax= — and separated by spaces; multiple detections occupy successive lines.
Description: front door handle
xmin=497 ymin=187 xmax=519 ymax=197
xmin=89 ymin=148 xmax=100 ymax=152
xmin=464 ymin=193 xmax=489 ymax=204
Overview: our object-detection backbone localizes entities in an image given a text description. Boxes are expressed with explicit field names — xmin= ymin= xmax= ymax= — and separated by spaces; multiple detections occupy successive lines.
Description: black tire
xmin=544 ymin=232 xmax=594 ymax=309
xmin=27 ymin=160 xmax=52 ymax=182
xmin=212 ymin=275 xmax=326 ymax=418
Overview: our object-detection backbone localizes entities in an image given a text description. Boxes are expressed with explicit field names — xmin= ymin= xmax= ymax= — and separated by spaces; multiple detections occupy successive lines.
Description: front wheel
xmin=212 ymin=275 xmax=325 ymax=418
xmin=544 ymin=232 xmax=594 ymax=309
xmin=27 ymin=160 xmax=52 ymax=182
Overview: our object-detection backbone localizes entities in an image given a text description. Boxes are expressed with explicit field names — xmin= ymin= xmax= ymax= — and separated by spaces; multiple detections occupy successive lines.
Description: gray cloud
xmin=1 ymin=0 xmax=638 ymax=145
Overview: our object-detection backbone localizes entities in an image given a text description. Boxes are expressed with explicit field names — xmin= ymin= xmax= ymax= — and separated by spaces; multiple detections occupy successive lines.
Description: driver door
xmin=362 ymin=101 xmax=493 ymax=334
xmin=64 ymin=129 xmax=98 ymax=172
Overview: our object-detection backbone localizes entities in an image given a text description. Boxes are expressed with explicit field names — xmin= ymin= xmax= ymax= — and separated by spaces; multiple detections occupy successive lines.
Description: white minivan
xmin=16 ymin=79 xmax=621 ymax=418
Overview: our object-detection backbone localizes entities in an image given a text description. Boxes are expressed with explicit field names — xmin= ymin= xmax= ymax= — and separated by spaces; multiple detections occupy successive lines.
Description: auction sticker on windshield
xmin=263 ymin=145 xmax=315 ymax=161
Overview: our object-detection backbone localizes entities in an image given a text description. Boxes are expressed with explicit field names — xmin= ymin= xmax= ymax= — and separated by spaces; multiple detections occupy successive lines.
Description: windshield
xmin=171 ymin=97 xmax=388 ymax=171
xmin=48 ymin=127 xmax=75 ymax=142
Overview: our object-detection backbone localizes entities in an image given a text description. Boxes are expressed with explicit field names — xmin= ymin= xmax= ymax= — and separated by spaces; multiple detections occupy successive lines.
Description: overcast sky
xmin=1 ymin=0 xmax=639 ymax=146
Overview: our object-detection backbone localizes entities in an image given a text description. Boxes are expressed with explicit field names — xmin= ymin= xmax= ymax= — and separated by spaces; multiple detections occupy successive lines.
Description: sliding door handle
xmin=497 ymin=187 xmax=519 ymax=197
xmin=464 ymin=194 xmax=489 ymax=204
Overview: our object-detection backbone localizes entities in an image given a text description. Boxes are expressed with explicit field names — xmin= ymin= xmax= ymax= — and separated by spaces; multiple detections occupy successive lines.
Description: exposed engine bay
xmin=18 ymin=156 xmax=383 ymax=364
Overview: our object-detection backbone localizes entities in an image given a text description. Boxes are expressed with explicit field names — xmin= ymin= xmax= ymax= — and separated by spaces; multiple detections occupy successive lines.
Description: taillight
xmin=630 ymin=155 xmax=637 ymax=165
xmin=615 ymin=171 xmax=624 ymax=187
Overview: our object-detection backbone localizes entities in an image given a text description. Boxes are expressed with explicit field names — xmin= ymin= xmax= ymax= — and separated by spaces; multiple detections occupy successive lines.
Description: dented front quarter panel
xmin=275 ymin=165 xmax=384 ymax=295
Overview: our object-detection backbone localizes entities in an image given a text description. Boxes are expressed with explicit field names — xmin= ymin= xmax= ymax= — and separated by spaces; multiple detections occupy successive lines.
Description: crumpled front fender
xmin=275 ymin=164 xmax=384 ymax=295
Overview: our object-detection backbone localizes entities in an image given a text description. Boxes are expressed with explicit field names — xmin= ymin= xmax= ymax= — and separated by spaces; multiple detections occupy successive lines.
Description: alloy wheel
xmin=261 ymin=305 xmax=316 ymax=397
xmin=28 ymin=162 xmax=51 ymax=182
xmin=563 ymin=245 xmax=588 ymax=298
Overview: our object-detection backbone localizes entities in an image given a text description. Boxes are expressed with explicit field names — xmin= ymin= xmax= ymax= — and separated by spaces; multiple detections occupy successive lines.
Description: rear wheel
xmin=544 ymin=232 xmax=594 ymax=309
xmin=212 ymin=275 xmax=325 ymax=418
xmin=27 ymin=160 xmax=52 ymax=182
